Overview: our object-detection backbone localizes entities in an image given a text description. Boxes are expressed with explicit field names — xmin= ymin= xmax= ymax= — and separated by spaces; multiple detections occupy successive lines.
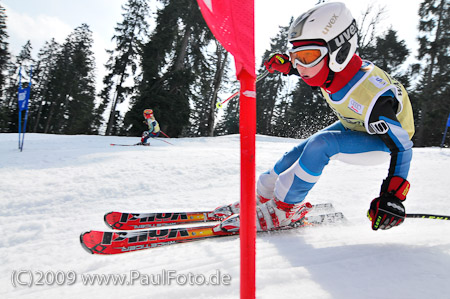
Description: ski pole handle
xmin=406 ymin=213 xmax=450 ymax=220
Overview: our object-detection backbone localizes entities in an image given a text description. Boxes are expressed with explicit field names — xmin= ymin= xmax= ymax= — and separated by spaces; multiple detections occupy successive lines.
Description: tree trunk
xmin=207 ymin=46 xmax=228 ymax=136
xmin=105 ymin=73 xmax=126 ymax=136
xmin=105 ymin=34 xmax=134 ymax=136
xmin=44 ymin=101 xmax=55 ymax=133
xmin=33 ymin=98 xmax=44 ymax=132
xmin=173 ymin=26 xmax=191 ymax=72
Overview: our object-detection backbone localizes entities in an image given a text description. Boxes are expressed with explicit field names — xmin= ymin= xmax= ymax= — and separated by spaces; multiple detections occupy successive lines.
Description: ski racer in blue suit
xmin=215 ymin=2 xmax=414 ymax=232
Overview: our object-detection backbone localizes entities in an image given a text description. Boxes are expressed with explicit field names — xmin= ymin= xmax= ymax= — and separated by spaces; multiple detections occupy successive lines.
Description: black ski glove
xmin=368 ymin=176 xmax=410 ymax=230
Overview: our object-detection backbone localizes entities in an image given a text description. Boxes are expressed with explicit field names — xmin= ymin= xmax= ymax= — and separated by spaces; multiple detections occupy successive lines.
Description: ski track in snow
xmin=1 ymin=133 xmax=450 ymax=299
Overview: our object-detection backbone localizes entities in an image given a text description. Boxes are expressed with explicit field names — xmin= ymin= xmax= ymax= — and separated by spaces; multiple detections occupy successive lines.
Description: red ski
xmin=80 ymin=224 xmax=228 ymax=255
xmin=80 ymin=211 xmax=345 ymax=255
xmin=104 ymin=211 xmax=218 ymax=230
xmin=104 ymin=203 xmax=335 ymax=230
xmin=110 ymin=143 xmax=149 ymax=146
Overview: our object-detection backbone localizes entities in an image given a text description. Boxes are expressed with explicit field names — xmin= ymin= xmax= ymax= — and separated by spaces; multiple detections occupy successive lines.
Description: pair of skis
xmin=110 ymin=138 xmax=174 ymax=147
xmin=80 ymin=203 xmax=345 ymax=255
xmin=110 ymin=143 xmax=149 ymax=147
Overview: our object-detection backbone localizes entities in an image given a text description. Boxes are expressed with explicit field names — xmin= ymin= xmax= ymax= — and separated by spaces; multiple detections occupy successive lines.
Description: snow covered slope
xmin=1 ymin=133 xmax=449 ymax=299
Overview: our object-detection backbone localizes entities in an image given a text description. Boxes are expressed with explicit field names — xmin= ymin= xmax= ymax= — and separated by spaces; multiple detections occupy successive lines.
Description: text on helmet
xmin=322 ymin=14 xmax=339 ymax=35
xmin=329 ymin=19 xmax=357 ymax=53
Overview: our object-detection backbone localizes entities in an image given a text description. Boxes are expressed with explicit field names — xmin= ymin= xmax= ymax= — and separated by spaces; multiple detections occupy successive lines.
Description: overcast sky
xmin=3 ymin=0 xmax=422 ymax=90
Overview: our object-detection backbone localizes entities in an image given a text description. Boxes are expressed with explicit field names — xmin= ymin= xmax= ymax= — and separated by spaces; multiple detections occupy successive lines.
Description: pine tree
xmin=359 ymin=29 xmax=409 ymax=75
xmin=43 ymin=24 xmax=97 ymax=134
xmin=23 ymin=39 xmax=60 ymax=133
xmin=64 ymin=24 xmax=97 ymax=134
xmin=413 ymin=0 xmax=450 ymax=146
xmin=0 ymin=3 xmax=9 ymax=97
xmin=100 ymin=0 xmax=150 ymax=136
xmin=0 ymin=3 xmax=10 ymax=130
xmin=256 ymin=23 xmax=291 ymax=135
xmin=125 ymin=0 xmax=214 ymax=137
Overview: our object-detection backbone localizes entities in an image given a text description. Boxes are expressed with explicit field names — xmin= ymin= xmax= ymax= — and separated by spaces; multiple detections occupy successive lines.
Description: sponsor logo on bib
xmin=348 ymin=98 xmax=364 ymax=115
xmin=369 ymin=76 xmax=388 ymax=89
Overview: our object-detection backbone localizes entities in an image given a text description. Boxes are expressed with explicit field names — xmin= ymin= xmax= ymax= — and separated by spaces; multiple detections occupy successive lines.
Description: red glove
xmin=264 ymin=53 xmax=291 ymax=74
xmin=368 ymin=176 xmax=410 ymax=230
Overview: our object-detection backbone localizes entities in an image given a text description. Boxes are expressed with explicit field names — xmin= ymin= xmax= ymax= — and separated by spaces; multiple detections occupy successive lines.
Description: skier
xmin=215 ymin=2 xmax=414 ymax=232
xmin=140 ymin=109 xmax=160 ymax=145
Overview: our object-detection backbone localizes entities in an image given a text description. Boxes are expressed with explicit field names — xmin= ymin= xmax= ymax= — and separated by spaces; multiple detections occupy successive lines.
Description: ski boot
xmin=214 ymin=198 xmax=312 ymax=233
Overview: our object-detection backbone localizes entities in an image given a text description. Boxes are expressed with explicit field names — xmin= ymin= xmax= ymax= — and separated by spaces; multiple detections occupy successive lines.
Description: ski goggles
xmin=288 ymin=45 xmax=328 ymax=68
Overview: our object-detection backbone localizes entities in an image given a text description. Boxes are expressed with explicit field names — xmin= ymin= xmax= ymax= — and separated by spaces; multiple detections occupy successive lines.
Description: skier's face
xmin=296 ymin=59 xmax=326 ymax=79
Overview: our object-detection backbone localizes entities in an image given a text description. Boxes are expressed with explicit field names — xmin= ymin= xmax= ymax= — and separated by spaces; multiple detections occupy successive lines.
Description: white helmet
xmin=288 ymin=2 xmax=357 ymax=72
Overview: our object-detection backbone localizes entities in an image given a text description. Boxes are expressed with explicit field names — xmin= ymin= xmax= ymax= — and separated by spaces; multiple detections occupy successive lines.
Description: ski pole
xmin=406 ymin=213 xmax=450 ymax=220
xmin=152 ymin=137 xmax=174 ymax=145
xmin=160 ymin=130 xmax=171 ymax=138
xmin=216 ymin=70 xmax=270 ymax=109
xmin=216 ymin=91 xmax=239 ymax=109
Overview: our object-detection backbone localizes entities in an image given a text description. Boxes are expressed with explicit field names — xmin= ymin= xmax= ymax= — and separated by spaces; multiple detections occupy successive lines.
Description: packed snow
xmin=1 ymin=133 xmax=449 ymax=299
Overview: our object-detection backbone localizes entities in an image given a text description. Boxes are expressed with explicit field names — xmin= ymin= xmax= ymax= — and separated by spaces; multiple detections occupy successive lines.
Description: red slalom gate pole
xmin=239 ymin=69 xmax=256 ymax=299
xmin=195 ymin=1 xmax=256 ymax=296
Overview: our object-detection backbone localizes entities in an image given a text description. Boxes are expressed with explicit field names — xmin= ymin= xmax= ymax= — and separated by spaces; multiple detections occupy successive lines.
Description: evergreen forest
xmin=0 ymin=0 xmax=448 ymax=147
